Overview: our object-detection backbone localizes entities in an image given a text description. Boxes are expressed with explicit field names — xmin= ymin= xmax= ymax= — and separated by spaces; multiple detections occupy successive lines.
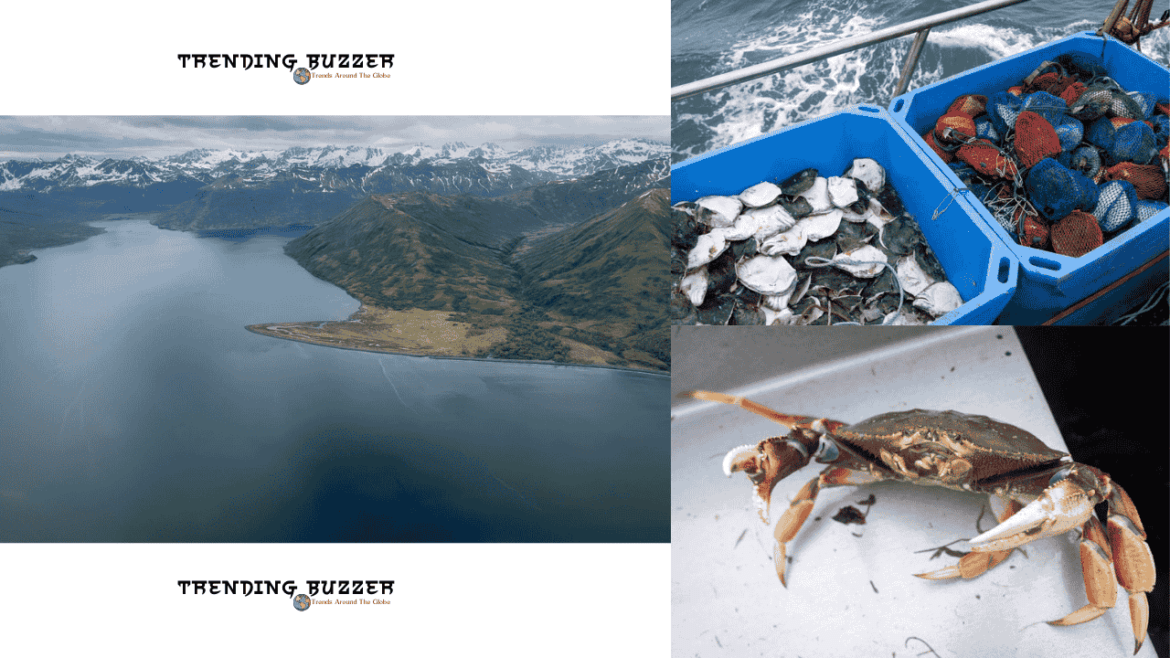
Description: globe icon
xmin=293 ymin=68 xmax=311 ymax=85
xmin=294 ymin=593 xmax=311 ymax=611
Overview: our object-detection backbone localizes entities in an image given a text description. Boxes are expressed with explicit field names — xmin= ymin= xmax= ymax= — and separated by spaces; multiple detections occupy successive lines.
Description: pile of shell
xmin=671 ymin=159 xmax=962 ymax=326
xmin=920 ymin=52 xmax=1169 ymax=257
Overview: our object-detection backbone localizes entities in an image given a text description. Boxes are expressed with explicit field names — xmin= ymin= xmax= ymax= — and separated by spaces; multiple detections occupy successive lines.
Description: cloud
xmin=0 ymin=116 xmax=667 ymax=160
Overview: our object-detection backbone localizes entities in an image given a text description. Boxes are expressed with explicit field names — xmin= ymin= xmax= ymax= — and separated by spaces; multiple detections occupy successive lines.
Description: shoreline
xmin=244 ymin=324 xmax=668 ymax=376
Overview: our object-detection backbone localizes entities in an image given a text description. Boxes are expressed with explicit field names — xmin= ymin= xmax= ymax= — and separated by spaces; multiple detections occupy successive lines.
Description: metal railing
xmin=671 ymin=0 xmax=1035 ymax=102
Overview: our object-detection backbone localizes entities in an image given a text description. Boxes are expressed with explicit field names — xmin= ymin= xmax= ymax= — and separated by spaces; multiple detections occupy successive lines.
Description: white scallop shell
xmin=759 ymin=224 xmax=807 ymax=257
xmin=797 ymin=177 xmax=833 ymax=214
xmin=913 ymin=281 xmax=963 ymax=318
xmin=736 ymin=254 xmax=797 ymax=295
xmin=739 ymin=204 xmax=797 ymax=240
xmin=679 ymin=267 xmax=709 ymax=307
xmin=883 ymin=309 xmax=926 ymax=325
xmin=696 ymin=196 xmax=743 ymax=228
xmin=763 ymin=306 xmax=795 ymax=326
xmin=738 ymin=181 xmax=783 ymax=208
xmin=830 ymin=245 xmax=887 ymax=278
xmin=845 ymin=158 xmax=886 ymax=193
xmin=895 ymin=255 xmax=934 ymax=297
xmin=687 ymin=230 xmax=729 ymax=269
xmin=827 ymin=176 xmax=859 ymax=209
xmin=801 ymin=209 xmax=843 ymax=242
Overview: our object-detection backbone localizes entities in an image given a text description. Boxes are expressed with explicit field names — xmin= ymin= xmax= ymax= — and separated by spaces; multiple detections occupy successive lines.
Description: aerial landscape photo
xmin=0 ymin=116 xmax=670 ymax=542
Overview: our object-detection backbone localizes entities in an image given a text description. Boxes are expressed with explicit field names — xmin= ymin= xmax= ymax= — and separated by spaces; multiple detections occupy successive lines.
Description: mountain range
xmin=2 ymin=139 xmax=669 ymax=369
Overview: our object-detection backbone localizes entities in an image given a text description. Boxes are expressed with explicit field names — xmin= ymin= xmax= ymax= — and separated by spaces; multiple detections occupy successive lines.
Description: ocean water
xmin=0 ymin=220 xmax=669 ymax=542
xmin=672 ymin=0 xmax=1170 ymax=162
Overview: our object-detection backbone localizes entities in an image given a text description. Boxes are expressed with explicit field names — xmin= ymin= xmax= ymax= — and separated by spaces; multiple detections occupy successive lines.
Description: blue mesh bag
xmin=1136 ymin=199 xmax=1168 ymax=223
xmin=1022 ymin=92 xmax=1068 ymax=125
xmin=1150 ymin=115 xmax=1170 ymax=141
xmin=1092 ymin=180 xmax=1138 ymax=232
xmin=1058 ymin=145 xmax=1103 ymax=179
xmin=948 ymin=162 xmax=981 ymax=186
xmin=1051 ymin=114 xmax=1084 ymax=153
xmin=1086 ymin=117 xmax=1117 ymax=152
xmin=986 ymin=91 xmax=1023 ymax=136
xmin=1055 ymin=53 xmax=1108 ymax=80
xmin=1110 ymin=121 xmax=1157 ymax=165
xmin=1127 ymin=92 xmax=1158 ymax=120
xmin=968 ymin=182 xmax=995 ymax=204
xmin=975 ymin=116 xmax=1001 ymax=143
xmin=1026 ymin=158 xmax=1099 ymax=220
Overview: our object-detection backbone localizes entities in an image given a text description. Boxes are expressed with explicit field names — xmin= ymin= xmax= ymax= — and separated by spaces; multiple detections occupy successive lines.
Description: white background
xmin=3 ymin=1 xmax=666 ymax=115
xmin=0 ymin=1 xmax=668 ymax=653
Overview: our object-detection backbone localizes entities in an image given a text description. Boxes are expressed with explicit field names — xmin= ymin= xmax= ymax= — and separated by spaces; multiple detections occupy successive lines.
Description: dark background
xmin=1017 ymin=327 xmax=1168 ymax=657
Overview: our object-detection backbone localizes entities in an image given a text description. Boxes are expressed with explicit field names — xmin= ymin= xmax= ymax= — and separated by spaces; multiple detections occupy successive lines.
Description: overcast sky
xmin=0 ymin=116 xmax=668 ymax=161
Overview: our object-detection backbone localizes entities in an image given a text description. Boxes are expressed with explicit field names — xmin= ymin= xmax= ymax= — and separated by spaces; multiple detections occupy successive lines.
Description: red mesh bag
xmin=1013 ymin=111 xmax=1062 ymax=170
xmin=1023 ymin=72 xmax=1077 ymax=97
xmin=947 ymin=94 xmax=988 ymax=118
xmin=1105 ymin=162 xmax=1168 ymax=200
xmin=1007 ymin=85 xmax=1025 ymax=97
xmin=923 ymin=130 xmax=954 ymax=163
xmin=1050 ymin=210 xmax=1103 ymax=257
xmin=1018 ymin=214 xmax=1050 ymax=249
xmin=1023 ymin=72 xmax=1060 ymax=94
xmin=1157 ymin=102 xmax=1170 ymax=116
xmin=935 ymin=112 xmax=977 ymax=143
xmin=1059 ymin=82 xmax=1086 ymax=106
xmin=957 ymin=140 xmax=1018 ymax=180
xmin=1045 ymin=75 xmax=1078 ymax=99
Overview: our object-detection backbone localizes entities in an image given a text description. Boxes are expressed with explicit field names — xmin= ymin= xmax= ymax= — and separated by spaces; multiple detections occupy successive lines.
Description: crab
xmin=685 ymin=390 xmax=1157 ymax=654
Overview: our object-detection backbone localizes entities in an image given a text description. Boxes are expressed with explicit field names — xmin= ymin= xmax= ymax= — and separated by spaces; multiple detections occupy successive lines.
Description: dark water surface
xmin=0 ymin=220 xmax=668 ymax=542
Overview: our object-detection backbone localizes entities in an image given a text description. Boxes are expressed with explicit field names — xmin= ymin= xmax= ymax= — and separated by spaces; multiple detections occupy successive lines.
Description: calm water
xmin=0 ymin=219 xmax=668 ymax=542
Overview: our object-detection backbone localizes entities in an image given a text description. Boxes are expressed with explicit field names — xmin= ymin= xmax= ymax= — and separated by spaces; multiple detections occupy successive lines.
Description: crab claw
xmin=968 ymin=479 xmax=1095 ymax=552
xmin=722 ymin=438 xmax=811 ymax=523
xmin=722 ymin=444 xmax=759 ymax=477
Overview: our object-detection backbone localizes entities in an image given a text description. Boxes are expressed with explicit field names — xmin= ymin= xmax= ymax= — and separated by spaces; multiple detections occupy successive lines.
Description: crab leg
xmin=914 ymin=496 xmax=1022 ymax=580
xmin=967 ymin=467 xmax=1155 ymax=654
xmin=1048 ymin=515 xmax=1117 ymax=627
xmin=773 ymin=466 xmax=881 ymax=586
xmin=683 ymin=390 xmax=846 ymax=433
xmin=1106 ymin=483 xmax=1155 ymax=655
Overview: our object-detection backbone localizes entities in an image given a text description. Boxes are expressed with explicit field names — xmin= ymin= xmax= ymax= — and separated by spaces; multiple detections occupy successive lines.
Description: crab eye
xmin=814 ymin=436 xmax=839 ymax=463
xmin=1048 ymin=465 xmax=1072 ymax=488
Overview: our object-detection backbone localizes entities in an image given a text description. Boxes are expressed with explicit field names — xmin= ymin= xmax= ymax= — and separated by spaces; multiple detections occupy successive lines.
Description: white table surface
xmin=671 ymin=326 xmax=1157 ymax=658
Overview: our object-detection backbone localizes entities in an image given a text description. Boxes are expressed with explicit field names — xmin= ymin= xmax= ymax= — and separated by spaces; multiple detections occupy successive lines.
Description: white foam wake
xmin=378 ymin=358 xmax=417 ymax=414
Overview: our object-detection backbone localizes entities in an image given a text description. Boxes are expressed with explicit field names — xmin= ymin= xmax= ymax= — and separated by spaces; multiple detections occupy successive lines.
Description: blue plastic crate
xmin=889 ymin=32 xmax=1170 ymax=325
xmin=671 ymin=105 xmax=1018 ymax=325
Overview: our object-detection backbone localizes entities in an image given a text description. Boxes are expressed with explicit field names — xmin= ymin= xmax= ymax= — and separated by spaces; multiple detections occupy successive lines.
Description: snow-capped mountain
xmin=0 ymin=139 xmax=667 ymax=193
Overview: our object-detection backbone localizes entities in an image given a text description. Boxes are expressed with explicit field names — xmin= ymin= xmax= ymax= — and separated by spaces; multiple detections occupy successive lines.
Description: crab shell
xmin=696 ymin=391 xmax=1156 ymax=655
